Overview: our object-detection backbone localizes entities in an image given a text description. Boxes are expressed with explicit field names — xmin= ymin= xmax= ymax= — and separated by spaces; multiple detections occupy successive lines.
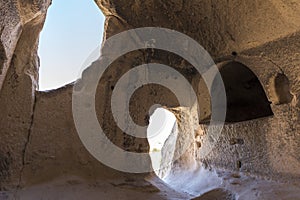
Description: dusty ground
xmin=164 ymin=164 xmax=300 ymax=200
xmin=1 ymin=166 xmax=299 ymax=200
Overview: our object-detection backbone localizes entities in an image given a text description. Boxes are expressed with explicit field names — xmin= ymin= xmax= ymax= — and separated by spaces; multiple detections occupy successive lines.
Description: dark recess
xmin=212 ymin=61 xmax=273 ymax=122
xmin=274 ymin=73 xmax=293 ymax=104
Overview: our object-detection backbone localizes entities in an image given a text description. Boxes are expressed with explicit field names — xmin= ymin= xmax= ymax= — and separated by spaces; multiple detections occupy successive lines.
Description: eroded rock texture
xmin=0 ymin=0 xmax=51 ymax=189
xmin=0 ymin=0 xmax=299 ymax=199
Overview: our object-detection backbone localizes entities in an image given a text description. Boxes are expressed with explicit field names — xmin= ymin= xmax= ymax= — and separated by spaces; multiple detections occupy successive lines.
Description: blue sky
xmin=38 ymin=0 xmax=105 ymax=90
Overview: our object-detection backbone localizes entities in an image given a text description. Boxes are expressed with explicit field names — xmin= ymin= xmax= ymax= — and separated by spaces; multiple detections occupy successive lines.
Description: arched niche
xmin=270 ymin=73 xmax=293 ymax=105
xmin=212 ymin=61 xmax=273 ymax=123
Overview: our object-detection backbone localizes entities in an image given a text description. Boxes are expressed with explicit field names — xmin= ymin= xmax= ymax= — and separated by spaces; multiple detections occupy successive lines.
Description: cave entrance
xmin=213 ymin=61 xmax=273 ymax=122
xmin=38 ymin=0 xmax=105 ymax=91
xmin=147 ymin=108 xmax=176 ymax=176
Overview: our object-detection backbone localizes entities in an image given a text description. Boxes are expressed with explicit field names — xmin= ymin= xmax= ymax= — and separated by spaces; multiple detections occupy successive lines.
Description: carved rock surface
xmin=0 ymin=0 xmax=299 ymax=199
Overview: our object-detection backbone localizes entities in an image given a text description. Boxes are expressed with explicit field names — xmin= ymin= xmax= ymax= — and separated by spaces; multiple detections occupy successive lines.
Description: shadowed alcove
xmin=271 ymin=73 xmax=293 ymax=105
xmin=213 ymin=61 xmax=273 ymax=123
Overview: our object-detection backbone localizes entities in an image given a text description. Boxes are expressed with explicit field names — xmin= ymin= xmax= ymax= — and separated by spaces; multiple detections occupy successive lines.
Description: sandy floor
xmin=163 ymin=164 xmax=300 ymax=200
xmin=1 ymin=166 xmax=299 ymax=200
xmin=0 ymin=176 xmax=186 ymax=200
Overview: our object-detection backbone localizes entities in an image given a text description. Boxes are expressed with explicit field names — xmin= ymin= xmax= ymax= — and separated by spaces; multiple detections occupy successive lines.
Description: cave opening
xmin=147 ymin=108 xmax=176 ymax=176
xmin=37 ymin=0 xmax=105 ymax=91
xmin=213 ymin=61 xmax=273 ymax=122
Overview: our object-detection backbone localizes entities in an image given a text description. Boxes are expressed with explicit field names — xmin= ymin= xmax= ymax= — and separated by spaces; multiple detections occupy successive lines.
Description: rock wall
xmin=0 ymin=0 xmax=51 ymax=188
xmin=194 ymin=35 xmax=300 ymax=181
xmin=0 ymin=0 xmax=299 ymax=196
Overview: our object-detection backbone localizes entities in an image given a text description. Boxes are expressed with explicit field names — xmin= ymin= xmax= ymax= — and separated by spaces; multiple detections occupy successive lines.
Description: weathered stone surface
xmin=95 ymin=0 xmax=300 ymax=57
xmin=0 ymin=0 xmax=50 ymax=188
xmin=192 ymin=188 xmax=235 ymax=200
xmin=0 ymin=0 xmax=299 ymax=199
xmin=0 ymin=0 xmax=50 ymax=91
